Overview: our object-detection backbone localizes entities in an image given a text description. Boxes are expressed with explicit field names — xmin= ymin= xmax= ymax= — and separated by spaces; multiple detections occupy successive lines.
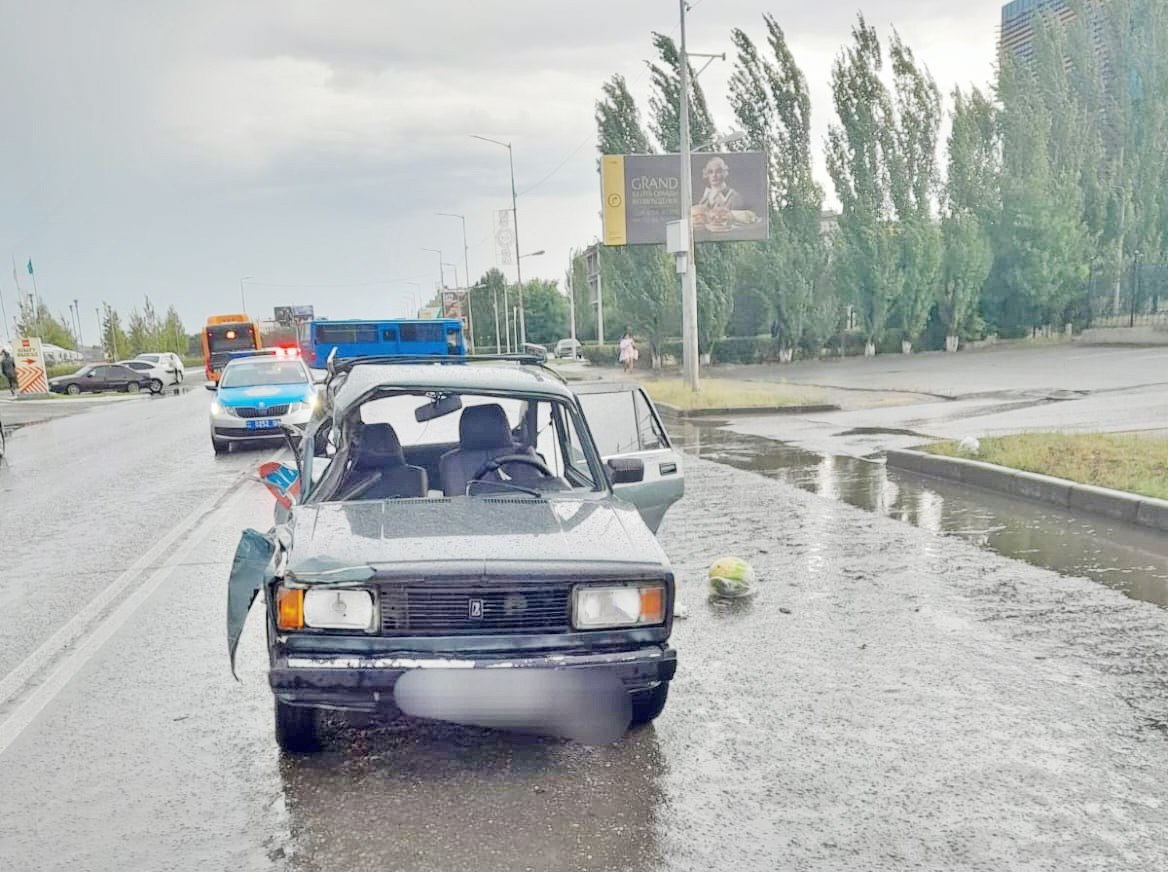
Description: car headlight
xmin=209 ymin=400 xmax=221 ymax=415
xmin=302 ymin=588 xmax=375 ymax=630
xmin=287 ymin=402 xmax=303 ymax=413
xmin=572 ymin=582 xmax=666 ymax=630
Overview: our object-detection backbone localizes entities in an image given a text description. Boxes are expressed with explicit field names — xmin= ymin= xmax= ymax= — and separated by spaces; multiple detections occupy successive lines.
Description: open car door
xmin=573 ymin=381 xmax=684 ymax=534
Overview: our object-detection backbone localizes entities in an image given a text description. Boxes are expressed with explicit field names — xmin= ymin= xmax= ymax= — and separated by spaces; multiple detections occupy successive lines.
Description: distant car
xmin=49 ymin=364 xmax=152 ymax=395
xmin=135 ymin=352 xmax=184 ymax=383
xmin=115 ymin=360 xmax=169 ymax=393
xmin=208 ymin=352 xmax=318 ymax=454
xmin=555 ymin=338 xmax=582 ymax=360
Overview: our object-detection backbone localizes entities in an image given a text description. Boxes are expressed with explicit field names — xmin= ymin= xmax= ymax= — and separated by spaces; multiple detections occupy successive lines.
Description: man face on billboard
xmin=703 ymin=157 xmax=729 ymax=191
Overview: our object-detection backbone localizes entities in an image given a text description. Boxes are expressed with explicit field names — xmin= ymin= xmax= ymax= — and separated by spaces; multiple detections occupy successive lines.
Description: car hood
xmin=285 ymin=496 xmax=668 ymax=582
xmin=218 ymin=383 xmax=313 ymax=407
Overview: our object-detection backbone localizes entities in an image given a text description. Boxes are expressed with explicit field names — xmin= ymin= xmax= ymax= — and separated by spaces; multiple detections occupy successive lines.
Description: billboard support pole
xmin=679 ymin=0 xmax=699 ymax=391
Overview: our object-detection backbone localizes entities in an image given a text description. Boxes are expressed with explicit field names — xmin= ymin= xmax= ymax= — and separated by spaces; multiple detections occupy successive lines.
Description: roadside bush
xmin=711 ymin=335 xmax=788 ymax=364
xmin=46 ymin=363 xmax=83 ymax=379
xmin=581 ymin=341 xmax=653 ymax=370
xmin=581 ymin=343 xmax=619 ymax=367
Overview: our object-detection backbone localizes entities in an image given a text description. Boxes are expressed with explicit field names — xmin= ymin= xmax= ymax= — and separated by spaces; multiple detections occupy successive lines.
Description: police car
xmin=207 ymin=349 xmax=318 ymax=455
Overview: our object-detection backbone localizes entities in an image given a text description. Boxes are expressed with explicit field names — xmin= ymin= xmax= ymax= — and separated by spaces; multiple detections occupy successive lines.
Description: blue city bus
xmin=297 ymin=319 xmax=466 ymax=368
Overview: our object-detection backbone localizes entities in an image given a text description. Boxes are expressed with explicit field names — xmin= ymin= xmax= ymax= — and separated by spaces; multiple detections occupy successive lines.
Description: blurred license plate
xmin=246 ymin=419 xmax=280 ymax=430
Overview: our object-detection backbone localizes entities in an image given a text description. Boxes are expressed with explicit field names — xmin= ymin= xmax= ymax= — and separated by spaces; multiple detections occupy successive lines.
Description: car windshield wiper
xmin=466 ymin=479 xmax=543 ymax=498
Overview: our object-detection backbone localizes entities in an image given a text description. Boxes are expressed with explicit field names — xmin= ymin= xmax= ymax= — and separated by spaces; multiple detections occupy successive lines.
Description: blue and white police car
xmin=208 ymin=349 xmax=318 ymax=454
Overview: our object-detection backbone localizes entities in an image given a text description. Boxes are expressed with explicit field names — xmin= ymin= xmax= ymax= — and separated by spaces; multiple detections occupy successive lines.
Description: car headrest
xmin=354 ymin=422 xmax=405 ymax=467
xmin=459 ymin=403 xmax=513 ymax=451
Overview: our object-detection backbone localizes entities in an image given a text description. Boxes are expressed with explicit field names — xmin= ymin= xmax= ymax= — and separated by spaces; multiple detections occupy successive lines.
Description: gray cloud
xmin=0 ymin=0 xmax=1004 ymax=335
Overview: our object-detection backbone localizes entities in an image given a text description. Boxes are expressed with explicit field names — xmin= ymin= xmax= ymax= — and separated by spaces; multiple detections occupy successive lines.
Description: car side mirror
xmin=204 ymin=383 xmax=217 ymax=392
xmin=607 ymin=457 xmax=644 ymax=484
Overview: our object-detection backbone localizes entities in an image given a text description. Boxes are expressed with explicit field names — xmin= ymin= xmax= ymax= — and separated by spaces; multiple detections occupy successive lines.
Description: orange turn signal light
xmin=640 ymin=586 xmax=665 ymax=624
xmin=277 ymin=587 xmax=304 ymax=630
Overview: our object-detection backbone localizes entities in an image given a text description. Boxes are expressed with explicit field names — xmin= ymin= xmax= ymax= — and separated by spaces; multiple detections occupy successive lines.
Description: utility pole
xmin=678 ymin=0 xmax=699 ymax=391
xmin=568 ymin=254 xmax=577 ymax=351
xmin=73 ymin=298 xmax=82 ymax=346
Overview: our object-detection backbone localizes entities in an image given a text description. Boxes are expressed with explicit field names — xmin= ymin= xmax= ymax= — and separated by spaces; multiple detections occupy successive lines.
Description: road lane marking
xmin=0 ymin=450 xmax=282 ymax=754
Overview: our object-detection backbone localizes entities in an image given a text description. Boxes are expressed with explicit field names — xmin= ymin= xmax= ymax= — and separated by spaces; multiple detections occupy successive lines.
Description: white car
xmin=208 ymin=353 xmax=317 ymax=454
xmin=555 ymin=338 xmax=582 ymax=360
xmin=134 ymin=352 xmax=184 ymax=383
xmin=115 ymin=359 xmax=170 ymax=393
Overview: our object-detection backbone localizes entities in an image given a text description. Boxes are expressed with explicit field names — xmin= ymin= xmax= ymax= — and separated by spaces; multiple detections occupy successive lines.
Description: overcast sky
xmin=0 ymin=0 xmax=1006 ymax=338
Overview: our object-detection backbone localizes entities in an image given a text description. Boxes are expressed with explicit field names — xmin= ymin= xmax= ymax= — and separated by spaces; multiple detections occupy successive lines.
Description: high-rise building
xmin=1000 ymin=0 xmax=1076 ymax=59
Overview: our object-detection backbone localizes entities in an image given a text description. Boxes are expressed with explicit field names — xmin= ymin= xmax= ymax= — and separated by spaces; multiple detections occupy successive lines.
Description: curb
xmin=655 ymin=402 xmax=840 ymax=418
xmin=886 ymin=448 xmax=1168 ymax=533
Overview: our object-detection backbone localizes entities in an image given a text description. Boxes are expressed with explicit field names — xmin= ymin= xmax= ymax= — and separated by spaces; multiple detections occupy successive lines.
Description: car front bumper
xmin=269 ymin=644 xmax=678 ymax=712
xmin=210 ymin=407 xmax=312 ymax=441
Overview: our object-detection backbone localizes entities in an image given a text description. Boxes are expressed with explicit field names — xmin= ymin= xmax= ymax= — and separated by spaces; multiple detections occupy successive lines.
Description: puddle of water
xmin=670 ymin=418 xmax=1168 ymax=609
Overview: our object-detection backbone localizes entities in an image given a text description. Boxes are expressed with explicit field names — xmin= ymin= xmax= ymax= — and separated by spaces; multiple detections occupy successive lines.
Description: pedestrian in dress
xmin=618 ymin=330 xmax=638 ymax=375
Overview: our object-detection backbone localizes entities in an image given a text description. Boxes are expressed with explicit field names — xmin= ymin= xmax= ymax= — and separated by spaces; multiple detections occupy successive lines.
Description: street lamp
xmin=420 ymin=247 xmax=444 ymax=292
xmin=437 ymin=211 xmax=476 ymax=351
xmin=471 ymin=134 xmax=528 ymax=345
xmin=696 ymin=130 xmax=746 ymax=151
xmin=442 ymin=262 xmax=459 ymax=288
xmin=240 ymin=275 xmax=254 ymax=313
xmin=403 ymin=281 xmax=422 ymax=318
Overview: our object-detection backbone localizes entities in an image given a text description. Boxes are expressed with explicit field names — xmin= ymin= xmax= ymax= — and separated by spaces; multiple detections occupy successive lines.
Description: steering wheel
xmin=473 ymin=453 xmax=554 ymax=481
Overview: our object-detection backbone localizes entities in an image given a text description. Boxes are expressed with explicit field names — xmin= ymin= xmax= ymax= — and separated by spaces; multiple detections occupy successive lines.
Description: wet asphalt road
xmin=2 ymin=389 xmax=1168 ymax=871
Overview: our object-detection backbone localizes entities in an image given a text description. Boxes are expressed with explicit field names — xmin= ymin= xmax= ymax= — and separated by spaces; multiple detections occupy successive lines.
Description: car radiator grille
xmin=235 ymin=404 xmax=290 ymax=418
xmin=379 ymin=581 xmax=572 ymax=635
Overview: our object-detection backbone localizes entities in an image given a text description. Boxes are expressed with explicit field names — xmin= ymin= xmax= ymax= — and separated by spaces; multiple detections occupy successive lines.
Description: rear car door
xmin=573 ymin=382 xmax=684 ymax=534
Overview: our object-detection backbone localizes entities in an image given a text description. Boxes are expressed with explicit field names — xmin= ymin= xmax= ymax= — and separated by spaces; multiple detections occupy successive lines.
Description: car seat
xmin=338 ymin=422 xmax=428 ymax=500
xmin=439 ymin=403 xmax=537 ymax=496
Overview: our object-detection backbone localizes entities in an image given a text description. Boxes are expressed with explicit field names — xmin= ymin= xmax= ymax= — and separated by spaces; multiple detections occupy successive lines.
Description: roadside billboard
xmin=601 ymin=152 xmax=769 ymax=245
xmin=274 ymin=305 xmax=315 ymax=326
xmin=14 ymin=336 xmax=48 ymax=395
xmin=441 ymin=290 xmax=471 ymax=344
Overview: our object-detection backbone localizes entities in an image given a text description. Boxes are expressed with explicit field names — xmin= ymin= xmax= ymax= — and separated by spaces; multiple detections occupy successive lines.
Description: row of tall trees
xmin=576 ymin=1 xmax=1168 ymax=363
xmin=100 ymin=298 xmax=187 ymax=360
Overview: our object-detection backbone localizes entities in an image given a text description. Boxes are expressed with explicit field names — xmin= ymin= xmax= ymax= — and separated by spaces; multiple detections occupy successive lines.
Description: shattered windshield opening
xmin=310 ymin=390 xmax=603 ymax=502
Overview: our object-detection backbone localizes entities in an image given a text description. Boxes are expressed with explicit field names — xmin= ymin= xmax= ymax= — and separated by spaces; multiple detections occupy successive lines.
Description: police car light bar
xmin=226 ymin=347 xmax=300 ymax=361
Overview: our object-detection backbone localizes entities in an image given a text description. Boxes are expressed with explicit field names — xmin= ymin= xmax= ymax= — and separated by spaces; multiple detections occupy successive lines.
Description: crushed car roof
xmin=330 ymin=362 xmax=576 ymax=412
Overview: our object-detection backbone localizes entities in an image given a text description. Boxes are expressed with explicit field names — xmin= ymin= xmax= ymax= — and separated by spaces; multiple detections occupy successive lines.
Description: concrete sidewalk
xmin=679 ymin=344 xmax=1168 ymax=457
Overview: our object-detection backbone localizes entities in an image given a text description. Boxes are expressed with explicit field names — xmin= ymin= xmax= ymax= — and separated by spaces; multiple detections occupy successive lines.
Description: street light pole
xmin=404 ymin=281 xmax=422 ymax=318
xmin=437 ymin=212 xmax=475 ymax=351
xmin=73 ymin=298 xmax=82 ymax=347
xmin=420 ymin=248 xmax=444 ymax=296
xmin=678 ymin=0 xmax=699 ymax=391
xmin=471 ymin=135 xmax=526 ymax=345
xmin=240 ymin=275 xmax=253 ymax=313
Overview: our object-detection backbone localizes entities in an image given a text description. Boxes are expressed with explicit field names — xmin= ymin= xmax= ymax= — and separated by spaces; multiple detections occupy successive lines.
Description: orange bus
xmin=203 ymin=314 xmax=262 ymax=382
